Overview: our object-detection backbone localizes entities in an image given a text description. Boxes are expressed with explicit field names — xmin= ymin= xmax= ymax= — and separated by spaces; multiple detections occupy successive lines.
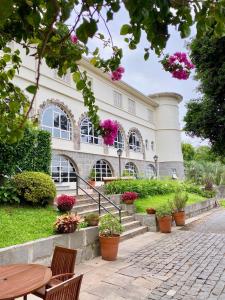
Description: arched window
xmin=80 ymin=117 xmax=102 ymax=145
xmin=124 ymin=162 xmax=138 ymax=177
xmin=41 ymin=105 xmax=72 ymax=140
xmin=145 ymin=164 xmax=156 ymax=179
xmin=114 ymin=130 xmax=124 ymax=149
xmin=92 ymin=160 xmax=113 ymax=181
xmin=129 ymin=131 xmax=141 ymax=152
xmin=51 ymin=155 xmax=77 ymax=183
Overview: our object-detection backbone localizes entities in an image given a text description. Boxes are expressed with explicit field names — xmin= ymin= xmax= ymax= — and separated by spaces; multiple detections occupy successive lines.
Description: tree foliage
xmin=1 ymin=1 xmax=225 ymax=143
xmin=184 ymin=32 xmax=225 ymax=156
xmin=182 ymin=143 xmax=195 ymax=161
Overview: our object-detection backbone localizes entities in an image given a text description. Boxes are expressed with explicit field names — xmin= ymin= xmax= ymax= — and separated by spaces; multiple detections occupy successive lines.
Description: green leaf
xmin=72 ymin=72 xmax=80 ymax=82
xmin=26 ymin=85 xmax=37 ymax=94
xmin=120 ymin=24 xmax=132 ymax=35
xmin=76 ymin=80 xmax=85 ymax=91
xmin=144 ymin=52 xmax=149 ymax=61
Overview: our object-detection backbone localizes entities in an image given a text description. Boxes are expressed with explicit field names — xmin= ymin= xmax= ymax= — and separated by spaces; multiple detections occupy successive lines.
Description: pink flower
xmin=100 ymin=119 xmax=118 ymax=145
xmin=70 ymin=33 xmax=78 ymax=44
xmin=110 ymin=66 xmax=125 ymax=81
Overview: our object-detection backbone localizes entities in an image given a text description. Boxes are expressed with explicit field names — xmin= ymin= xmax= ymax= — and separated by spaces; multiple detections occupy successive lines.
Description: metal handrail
xmin=75 ymin=173 xmax=121 ymax=223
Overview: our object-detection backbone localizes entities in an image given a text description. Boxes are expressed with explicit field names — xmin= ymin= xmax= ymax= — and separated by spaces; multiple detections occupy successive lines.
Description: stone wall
xmin=0 ymin=227 xmax=99 ymax=266
xmin=158 ymin=161 xmax=185 ymax=179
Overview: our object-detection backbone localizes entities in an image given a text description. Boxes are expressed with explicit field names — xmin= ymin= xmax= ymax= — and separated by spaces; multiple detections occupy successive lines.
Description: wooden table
xmin=0 ymin=264 xmax=52 ymax=300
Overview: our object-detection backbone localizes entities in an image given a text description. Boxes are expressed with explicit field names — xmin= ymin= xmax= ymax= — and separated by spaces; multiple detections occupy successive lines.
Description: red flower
xmin=121 ymin=192 xmax=138 ymax=202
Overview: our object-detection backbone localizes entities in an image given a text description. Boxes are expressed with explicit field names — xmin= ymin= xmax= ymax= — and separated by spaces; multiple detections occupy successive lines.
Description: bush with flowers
xmin=54 ymin=213 xmax=80 ymax=234
xmin=56 ymin=194 xmax=76 ymax=212
xmin=111 ymin=66 xmax=125 ymax=81
xmin=100 ymin=119 xmax=119 ymax=145
xmin=161 ymin=52 xmax=194 ymax=80
xmin=121 ymin=191 xmax=138 ymax=204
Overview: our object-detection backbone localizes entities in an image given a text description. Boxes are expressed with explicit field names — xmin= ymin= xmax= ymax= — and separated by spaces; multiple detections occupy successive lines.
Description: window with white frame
xmin=147 ymin=109 xmax=154 ymax=123
xmin=151 ymin=141 xmax=154 ymax=151
xmin=92 ymin=160 xmax=113 ymax=181
xmin=124 ymin=162 xmax=138 ymax=177
xmin=114 ymin=130 xmax=124 ymax=149
xmin=41 ymin=105 xmax=72 ymax=140
xmin=80 ymin=117 xmax=102 ymax=145
xmin=128 ymin=99 xmax=136 ymax=114
xmin=114 ymin=91 xmax=122 ymax=108
xmin=51 ymin=155 xmax=77 ymax=183
xmin=129 ymin=131 xmax=141 ymax=152
xmin=145 ymin=164 xmax=156 ymax=179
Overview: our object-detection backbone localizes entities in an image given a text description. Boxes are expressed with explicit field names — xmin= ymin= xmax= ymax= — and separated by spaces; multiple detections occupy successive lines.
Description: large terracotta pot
xmin=174 ymin=211 xmax=185 ymax=226
xmin=99 ymin=235 xmax=120 ymax=261
xmin=158 ymin=215 xmax=172 ymax=233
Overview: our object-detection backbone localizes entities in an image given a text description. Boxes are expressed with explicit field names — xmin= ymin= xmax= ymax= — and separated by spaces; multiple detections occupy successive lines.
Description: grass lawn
xmin=0 ymin=205 xmax=57 ymax=248
xmin=135 ymin=192 xmax=206 ymax=213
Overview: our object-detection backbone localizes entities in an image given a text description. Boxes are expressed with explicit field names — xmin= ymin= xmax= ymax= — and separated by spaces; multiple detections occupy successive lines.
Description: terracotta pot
xmin=174 ymin=211 xmax=185 ymax=226
xmin=87 ymin=180 xmax=96 ymax=188
xmin=158 ymin=215 xmax=172 ymax=233
xmin=123 ymin=199 xmax=134 ymax=205
xmin=146 ymin=208 xmax=156 ymax=214
xmin=99 ymin=235 xmax=120 ymax=261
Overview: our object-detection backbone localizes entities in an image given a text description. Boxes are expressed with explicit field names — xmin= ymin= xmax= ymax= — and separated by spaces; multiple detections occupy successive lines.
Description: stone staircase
xmin=70 ymin=193 xmax=148 ymax=241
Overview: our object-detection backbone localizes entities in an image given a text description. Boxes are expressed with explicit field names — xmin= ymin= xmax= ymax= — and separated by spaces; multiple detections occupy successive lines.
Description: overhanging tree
xmin=1 ymin=0 xmax=225 ymax=143
xmin=184 ymin=32 xmax=225 ymax=156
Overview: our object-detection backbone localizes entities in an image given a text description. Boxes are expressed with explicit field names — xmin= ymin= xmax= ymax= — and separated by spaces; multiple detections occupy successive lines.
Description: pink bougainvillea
xmin=70 ymin=33 xmax=78 ymax=44
xmin=111 ymin=66 xmax=125 ymax=81
xmin=161 ymin=52 xmax=194 ymax=80
xmin=100 ymin=119 xmax=118 ymax=145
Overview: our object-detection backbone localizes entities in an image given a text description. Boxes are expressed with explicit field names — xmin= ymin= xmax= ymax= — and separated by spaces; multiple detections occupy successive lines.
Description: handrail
xmin=75 ymin=173 xmax=121 ymax=223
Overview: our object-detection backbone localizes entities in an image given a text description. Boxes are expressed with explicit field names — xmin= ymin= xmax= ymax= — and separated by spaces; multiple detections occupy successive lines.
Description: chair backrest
xmin=44 ymin=275 xmax=83 ymax=300
xmin=51 ymin=246 xmax=77 ymax=276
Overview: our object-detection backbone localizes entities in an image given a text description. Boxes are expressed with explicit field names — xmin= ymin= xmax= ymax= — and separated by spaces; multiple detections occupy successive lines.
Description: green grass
xmin=0 ymin=205 xmax=57 ymax=248
xmin=219 ymin=200 xmax=225 ymax=208
xmin=135 ymin=192 xmax=206 ymax=213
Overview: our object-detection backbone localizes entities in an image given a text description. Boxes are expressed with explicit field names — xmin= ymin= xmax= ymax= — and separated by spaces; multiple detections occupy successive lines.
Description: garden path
xmin=19 ymin=208 xmax=225 ymax=300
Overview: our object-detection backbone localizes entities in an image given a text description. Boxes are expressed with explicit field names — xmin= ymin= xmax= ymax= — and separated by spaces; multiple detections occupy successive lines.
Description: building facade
xmin=13 ymin=43 xmax=184 ymax=190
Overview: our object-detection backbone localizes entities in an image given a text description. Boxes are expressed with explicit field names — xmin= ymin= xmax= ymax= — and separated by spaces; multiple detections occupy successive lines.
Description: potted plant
xmin=84 ymin=213 xmax=100 ymax=226
xmin=56 ymin=194 xmax=76 ymax=212
xmin=121 ymin=191 xmax=138 ymax=204
xmin=54 ymin=213 xmax=80 ymax=234
xmin=87 ymin=169 xmax=96 ymax=187
xmin=98 ymin=214 xmax=123 ymax=261
xmin=172 ymin=192 xmax=188 ymax=226
xmin=156 ymin=204 xmax=172 ymax=233
xmin=146 ymin=208 xmax=156 ymax=214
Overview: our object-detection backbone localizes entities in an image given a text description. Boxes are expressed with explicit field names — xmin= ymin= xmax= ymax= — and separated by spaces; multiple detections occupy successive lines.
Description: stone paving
xmin=20 ymin=209 xmax=225 ymax=300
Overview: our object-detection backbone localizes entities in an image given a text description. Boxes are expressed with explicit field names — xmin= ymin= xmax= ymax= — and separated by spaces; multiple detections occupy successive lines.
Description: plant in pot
xmin=54 ymin=213 xmax=80 ymax=234
xmin=56 ymin=194 xmax=76 ymax=212
xmin=172 ymin=192 xmax=188 ymax=226
xmin=156 ymin=204 xmax=172 ymax=233
xmin=87 ymin=169 xmax=96 ymax=188
xmin=146 ymin=208 xmax=156 ymax=214
xmin=84 ymin=213 xmax=100 ymax=226
xmin=121 ymin=191 xmax=138 ymax=204
xmin=98 ymin=214 xmax=123 ymax=261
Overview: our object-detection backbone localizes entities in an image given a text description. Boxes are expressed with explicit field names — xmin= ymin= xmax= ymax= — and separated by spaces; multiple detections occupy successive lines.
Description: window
xmin=80 ymin=117 xmax=102 ymax=145
xmin=147 ymin=109 xmax=153 ymax=123
xmin=145 ymin=139 xmax=149 ymax=150
xmin=41 ymin=105 xmax=72 ymax=140
xmin=114 ymin=91 xmax=122 ymax=108
xmin=129 ymin=131 xmax=141 ymax=152
xmin=145 ymin=164 xmax=156 ymax=179
xmin=128 ymin=99 xmax=136 ymax=114
xmin=51 ymin=155 xmax=77 ymax=183
xmin=54 ymin=70 xmax=71 ymax=84
xmin=151 ymin=141 xmax=154 ymax=151
xmin=92 ymin=160 xmax=113 ymax=181
xmin=124 ymin=162 xmax=138 ymax=177
xmin=114 ymin=130 xmax=124 ymax=149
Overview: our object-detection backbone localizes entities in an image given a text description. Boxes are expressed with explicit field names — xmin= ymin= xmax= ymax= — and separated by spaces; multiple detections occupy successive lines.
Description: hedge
xmin=0 ymin=126 xmax=51 ymax=176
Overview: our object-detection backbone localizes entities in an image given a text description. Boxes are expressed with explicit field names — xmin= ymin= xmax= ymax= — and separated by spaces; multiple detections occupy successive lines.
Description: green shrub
xmin=14 ymin=171 xmax=56 ymax=206
xmin=0 ymin=179 xmax=20 ymax=204
xmin=171 ymin=192 xmax=188 ymax=211
xmin=155 ymin=204 xmax=172 ymax=218
xmin=99 ymin=214 xmax=123 ymax=237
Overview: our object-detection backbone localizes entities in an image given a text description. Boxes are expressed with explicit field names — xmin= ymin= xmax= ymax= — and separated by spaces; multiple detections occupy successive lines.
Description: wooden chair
xmin=30 ymin=246 xmax=77 ymax=299
xmin=44 ymin=274 xmax=83 ymax=300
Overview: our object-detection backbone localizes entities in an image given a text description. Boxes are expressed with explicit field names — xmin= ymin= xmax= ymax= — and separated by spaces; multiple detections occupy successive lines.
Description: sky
xmin=86 ymin=6 xmax=207 ymax=147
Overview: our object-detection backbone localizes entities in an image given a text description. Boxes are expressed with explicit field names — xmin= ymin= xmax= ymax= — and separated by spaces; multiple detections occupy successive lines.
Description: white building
xmin=12 ymin=43 xmax=184 ymax=189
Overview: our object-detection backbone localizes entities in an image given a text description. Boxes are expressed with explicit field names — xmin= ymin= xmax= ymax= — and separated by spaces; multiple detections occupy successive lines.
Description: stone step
xmin=77 ymin=208 xmax=127 ymax=218
xmin=72 ymin=201 xmax=113 ymax=213
xmin=121 ymin=215 xmax=136 ymax=224
xmin=120 ymin=226 xmax=148 ymax=242
xmin=75 ymin=198 xmax=108 ymax=206
xmin=122 ymin=220 xmax=142 ymax=232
